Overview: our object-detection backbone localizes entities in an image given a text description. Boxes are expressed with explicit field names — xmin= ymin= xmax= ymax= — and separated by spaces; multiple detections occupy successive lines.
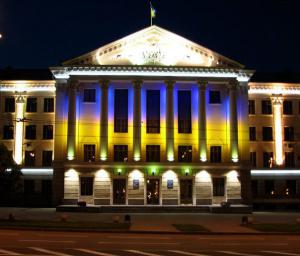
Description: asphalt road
xmin=0 ymin=230 xmax=299 ymax=256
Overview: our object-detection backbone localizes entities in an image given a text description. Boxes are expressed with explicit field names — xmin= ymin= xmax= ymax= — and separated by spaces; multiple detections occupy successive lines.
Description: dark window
xmin=284 ymin=127 xmax=294 ymax=141
xmin=286 ymin=180 xmax=297 ymax=197
xmin=210 ymin=146 xmax=222 ymax=163
xmin=146 ymin=90 xmax=160 ymax=133
xmin=114 ymin=89 xmax=128 ymax=133
xmin=43 ymin=125 xmax=53 ymax=140
xmin=251 ymin=180 xmax=258 ymax=198
xmin=178 ymin=91 xmax=191 ymax=133
xmin=178 ymin=146 xmax=192 ymax=162
xmin=249 ymin=127 xmax=256 ymax=141
xmin=25 ymin=151 xmax=35 ymax=167
xmin=24 ymin=180 xmax=35 ymax=195
xmin=262 ymin=127 xmax=273 ymax=141
xmin=261 ymin=100 xmax=272 ymax=114
xmin=42 ymin=151 xmax=53 ymax=167
xmin=3 ymin=125 xmax=14 ymax=139
xmin=26 ymin=98 xmax=37 ymax=112
xmin=41 ymin=180 xmax=52 ymax=196
xmin=5 ymin=98 xmax=15 ymax=112
xmin=283 ymin=100 xmax=293 ymax=115
xmin=209 ymin=91 xmax=221 ymax=104
xmin=250 ymin=152 xmax=257 ymax=167
xmin=44 ymin=98 xmax=54 ymax=112
xmin=213 ymin=178 xmax=225 ymax=196
xmin=80 ymin=177 xmax=94 ymax=196
xmin=285 ymin=152 xmax=295 ymax=168
xmin=84 ymin=144 xmax=95 ymax=162
xmin=146 ymin=145 xmax=160 ymax=162
xmin=265 ymin=180 xmax=275 ymax=196
xmin=114 ymin=145 xmax=128 ymax=162
xmin=248 ymin=100 xmax=255 ymax=114
xmin=25 ymin=125 xmax=36 ymax=140
xmin=83 ymin=89 xmax=96 ymax=103
xmin=263 ymin=152 xmax=273 ymax=168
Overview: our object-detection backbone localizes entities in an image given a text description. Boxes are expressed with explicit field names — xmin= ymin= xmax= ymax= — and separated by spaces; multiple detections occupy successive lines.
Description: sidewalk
xmin=0 ymin=208 xmax=299 ymax=233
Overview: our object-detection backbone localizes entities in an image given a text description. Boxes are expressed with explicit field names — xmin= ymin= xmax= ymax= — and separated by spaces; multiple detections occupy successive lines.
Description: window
xmin=42 ymin=151 xmax=53 ymax=167
xmin=284 ymin=127 xmax=294 ymax=141
xmin=178 ymin=91 xmax=191 ymax=133
xmin=210 ymin=146 xmax=222 ymax=163
xmin=114 ymin=89 xmax=128 ymax=133
xmin=26 ymin=98 xmax=37 ymax=112
xmin=24 ymin=180 xmax=35 ymax=195
xmin=178 ymin=146 xmax=192 ymax=162
xmin=285 ymin=152 xmax=295 ymax=168
xmin=263 ymin=152 xmax=273 ymax=168
xmin=44 ymin=98 xmax=54 ymax=112
xmin=5 ymin=97 xmax=15 ymax=112
xmin=264 ymin=180 xmax=275 ymax=196
xmin=43 ymin=125 xmax=53 ymax=140
xmin=249 ymin=127 xmax=256 ymax=141
xmin=261 ymin=100 xmax=272 ymax=114
xmin=250 ymin=152 xmax=257 ymax=167
xmin=84 ymin=144 xmax=95 ymax=162
xmin=83 ymin=89 xmax=96 ymax=103
xmin=213 ymin=178 xmax=225 ymax=196
xmin=146 ymin=145 xmax=160 ymax=162
xmin=209 ymin=91 xmax=221 ymax=104
xmin=25 ymin=151 xmax=35 ymax=167
xmin=25 ymin=125 xmax=36 ymax=140
xmin=286 ymin=180 xmax=297 ymax=197
xmin=262 ymin=127 xmax=273 ymax=141
xmin=80 ymin=177 xmax=94 ymax=196
xmin=251 ymin=180 xmax=258 ymax=198
xmin=3 ymin=125 xmax=13 ymax=139
xmin=248 ymin=100 xmax=255 ymax=114
xmin=114 ymin=145 xmax=128 ymax=162
xmin=283 ymin=100 xmax=293 ymax=115
xmin=146 ymin=90 xmax=160 ymax=133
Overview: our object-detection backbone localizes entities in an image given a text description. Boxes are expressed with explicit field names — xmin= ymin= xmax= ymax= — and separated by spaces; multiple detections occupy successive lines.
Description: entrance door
xmin=147 ymin=179 xmax=160 ymax=205
xmin=180 ymin=179 xmax=193 ymax=204
xmin=113 ymin=179 xmax=126 ymax=205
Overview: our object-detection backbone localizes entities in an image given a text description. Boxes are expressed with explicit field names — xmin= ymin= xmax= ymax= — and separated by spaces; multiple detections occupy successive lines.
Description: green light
xmin=185 ymin=168 xmax=190 ymax=176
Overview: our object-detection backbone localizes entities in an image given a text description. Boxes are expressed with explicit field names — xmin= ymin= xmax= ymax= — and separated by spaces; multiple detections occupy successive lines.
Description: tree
xmin=0 ymin=143 xmax=22 ymax=205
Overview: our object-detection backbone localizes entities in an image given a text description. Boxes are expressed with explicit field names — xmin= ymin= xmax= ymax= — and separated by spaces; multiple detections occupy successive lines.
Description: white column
xmin=67 ymin=81 xmax=77 ymax=161
xmin=229 ymin=80 xmax=239 ymax=162
xmin=271 ymin=95 xmax=283 ymax=166
xmin=14 ymin=95 xmax=25 ymax=165
xmin=133 ymin=80 xmax=142 ymax=161
xmin=166 ymin=80 xmax=175 ymax=162
xmin=100 ymin=80 xmax=109 ymax=161
xmin=198 ymin=81 xmax=207 ymax=162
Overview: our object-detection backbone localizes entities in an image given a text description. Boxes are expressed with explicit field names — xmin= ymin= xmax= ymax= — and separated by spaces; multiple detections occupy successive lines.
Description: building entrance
xmin=147 ymin=179 xmax=160 ymax=205
xmin=113 ymin=179 xmax=126 ymax=205
xmin=180 ymin=179 xmax=193 ymax=204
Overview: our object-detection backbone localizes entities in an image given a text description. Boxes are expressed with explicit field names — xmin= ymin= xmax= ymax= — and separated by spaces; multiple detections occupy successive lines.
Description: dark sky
xmin=0 ymin=0 xmax=299 ymax=71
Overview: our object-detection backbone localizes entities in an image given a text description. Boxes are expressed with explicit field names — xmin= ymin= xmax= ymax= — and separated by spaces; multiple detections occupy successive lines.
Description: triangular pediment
xmin=63 ymin=25 xmax=243 ymax=68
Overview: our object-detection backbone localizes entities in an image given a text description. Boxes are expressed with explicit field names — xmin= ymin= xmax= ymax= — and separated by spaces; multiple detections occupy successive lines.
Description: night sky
xmin=0 ymin=0 xmax=299 ymax=71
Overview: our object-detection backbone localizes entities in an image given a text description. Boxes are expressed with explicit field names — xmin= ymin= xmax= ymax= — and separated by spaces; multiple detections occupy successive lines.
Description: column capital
xmin=99 ymin=80 xmax=109 ymax=88
xmin=228 ymin=79 xmax=239 ymax=91
xmin=271 ymin=94 xmax=283 ymax=105
xmin=15 ymin=95 xmax=25 ymax=103
xmin=197 ymin=80 xmax=208 ymax=90
xmin=133 ymin=80 xmax=143 ymax=88
xmin=68 ymin=80 xmax=79 ymax=90
xmin=165 ymin=80 xmax=175 ymax=89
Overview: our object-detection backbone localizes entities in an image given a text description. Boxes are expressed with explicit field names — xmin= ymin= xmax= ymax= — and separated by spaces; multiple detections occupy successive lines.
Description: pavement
xmin=0 ymin=208 xmax=300 ymax=233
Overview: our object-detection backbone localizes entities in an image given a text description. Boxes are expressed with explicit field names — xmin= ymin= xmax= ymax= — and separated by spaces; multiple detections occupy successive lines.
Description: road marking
xmin=0 ymin=249 xmax=21 ymax=255
xmin=98 ymin=242 xmax=178 ymax=245
xmin=20 ymin=239 xmax=75 ymax=243
xmin=262 ymin=251 xmax=300 ymax=256
xmin=168 ymin=250 xmax=209 ymax=256
xmin=217 ymin=251 xmax=262 ymax=256
xmin=126 ymin=250 xmax=163 ymax=256
xmin=76 ymin=249 xmax=117 ymax=256
xmin=30 ymin=247 xmax=72 ymax=256
xmin=108 ymin=235 xmax=171 ymax=240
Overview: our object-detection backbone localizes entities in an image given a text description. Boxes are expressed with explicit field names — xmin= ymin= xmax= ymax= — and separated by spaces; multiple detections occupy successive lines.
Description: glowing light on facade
xmin=272 ymin=95 xmax=283 ymax=166
xmin=14 ymin=96 xmax=25 ymax=165
xmin=251 ymin=170 xmax=300 ymax=176
xmin=227 ymin=170 xmax=239 ymax=182
xmin=196 ymin=170 xmax=211 ymax=182
xmin=96 ymin=169 xmax=109 ymax=179
xmin=163 ymin=170 xmax=177 ymax=180
xmin=65 ymin=169 xmax=78 ymax=181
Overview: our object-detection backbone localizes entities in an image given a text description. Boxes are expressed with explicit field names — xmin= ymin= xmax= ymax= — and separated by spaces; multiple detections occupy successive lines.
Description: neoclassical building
xmin=1 ymin=26 xmax=299 ymax=209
